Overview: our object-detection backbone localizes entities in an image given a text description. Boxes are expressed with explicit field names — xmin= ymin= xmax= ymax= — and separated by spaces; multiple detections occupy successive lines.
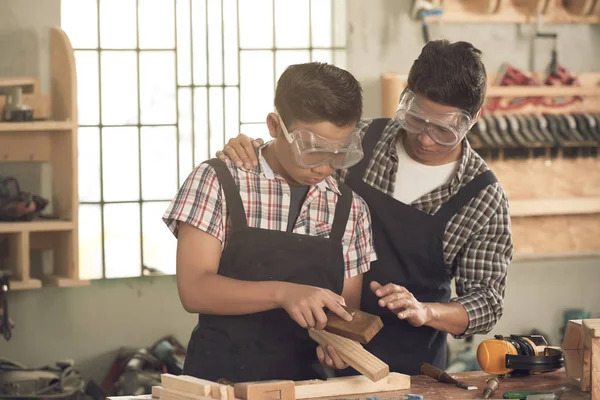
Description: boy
xmin=162 ymin=62 xmax=376 ymax=383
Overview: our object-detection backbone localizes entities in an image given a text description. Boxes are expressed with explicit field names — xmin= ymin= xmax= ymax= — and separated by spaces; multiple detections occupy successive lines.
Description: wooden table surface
xmin=108 ymin=369 xmax=589 ymax=400
xmin=352 ymin=369 xmax=589 ymax=400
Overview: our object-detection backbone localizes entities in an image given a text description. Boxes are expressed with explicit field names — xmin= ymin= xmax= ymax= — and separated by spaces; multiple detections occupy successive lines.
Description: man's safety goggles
xmin=394 ymin=89 xmax=474 ymax=146
xmin=277 ymin=113 xmax=364 ymax=169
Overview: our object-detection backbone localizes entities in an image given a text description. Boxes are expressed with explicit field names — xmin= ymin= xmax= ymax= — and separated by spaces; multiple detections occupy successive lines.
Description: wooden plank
xmin=152 ymin=386 xmax=162 ymax=398
xmin=295 ymin=373 xmax=410 ymax=399
xmin=160 ymin=387 xmax=215 ymax=400
xmin=233 ymin=380 xmax=294 ymax=400
xmin=592 ymin=338 xmax=600 ymax=400
xmin=308 ymin=329 xmax=389 ymax=382
xmin=0 ymin=121 xmax=74 ymax=132
xmin=324 ymin=306 xmax=383 ymax=344
xmin=0 ymin=220 xmax=73 ymax=233
xmin=583 ymin=319 xmax=600 ymax=338
xmin=563 ymin=320 xmax=584 ymax=350
xmin=509 ymin=197 xmax=600 ymax=217
xmin=161 ymin=374 xmax=213 ymax=397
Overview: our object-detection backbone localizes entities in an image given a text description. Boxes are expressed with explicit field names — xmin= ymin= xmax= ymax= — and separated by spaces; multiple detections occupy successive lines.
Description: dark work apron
xmin=343 ymin=118 xmax=498 ymax=376
xmin=182 ymin=158 xmax=353 ymax=383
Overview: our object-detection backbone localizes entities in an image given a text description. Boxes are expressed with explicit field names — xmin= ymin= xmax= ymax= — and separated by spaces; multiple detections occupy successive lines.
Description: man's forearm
xmin=422 ymin=301 xmax=469 ymax=336
xmin=178 ymin=273 xmax=285 ymax=314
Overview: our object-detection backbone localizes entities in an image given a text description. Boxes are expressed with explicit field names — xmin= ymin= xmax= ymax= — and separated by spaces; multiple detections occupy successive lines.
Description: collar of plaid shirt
xmin=255 ymin=141 xmax=342 ymax=195
xmin=349 ymin=118 xmax=479 ymax=212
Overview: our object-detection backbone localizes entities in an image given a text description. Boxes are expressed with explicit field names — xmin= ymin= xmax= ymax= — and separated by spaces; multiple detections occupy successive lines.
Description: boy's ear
xmin=266 ymin=113 xmax=279 ymax=139
xmin=472 ymin=108 xmax=482 ymax=124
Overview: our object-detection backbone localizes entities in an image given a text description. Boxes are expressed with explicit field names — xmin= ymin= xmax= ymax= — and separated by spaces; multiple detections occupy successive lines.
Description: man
xmin=162 ymin=62 xmax=376 ymax=383
xmin=216 ymin=40 xmax=513 ymax=376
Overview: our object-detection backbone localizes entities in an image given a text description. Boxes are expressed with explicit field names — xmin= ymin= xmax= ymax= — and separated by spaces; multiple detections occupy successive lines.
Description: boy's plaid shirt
xmin=163 ymin=145 xmax=377 ymax=280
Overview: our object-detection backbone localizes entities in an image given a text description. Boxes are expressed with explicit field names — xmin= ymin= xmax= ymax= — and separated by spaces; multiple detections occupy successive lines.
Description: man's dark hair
xmin=407 ymin=40 xmax=487 ymax=117
xmin=275 ymin=62 xmax=363 ymax=127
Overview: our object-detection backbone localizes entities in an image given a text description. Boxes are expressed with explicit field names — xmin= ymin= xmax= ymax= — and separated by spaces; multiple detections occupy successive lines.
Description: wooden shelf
xmin=487 ymin=86 xmax=600 ymax=98
xmin=513 ymin=250 xmax=600 ymax=262
xmin=510 ymin=197 xmax=600 ymax=217
xmin=0 ymin=220 xmax=73 ymax=233
xmin=0 ymin=27 xmax=82 ymax=289
xmin=0 ymin=121 xmax=75 ymax=132
xmin=10 ymin=279 xmax=42 ymax=291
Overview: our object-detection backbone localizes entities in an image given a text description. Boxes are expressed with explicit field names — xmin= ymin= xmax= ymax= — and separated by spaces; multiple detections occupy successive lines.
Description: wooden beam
xmin=509 ymin=197 xmax=600 ymax=217
xmin=295 ymin=373 xmax=410 ymax=399
xmin=308 ymin=328 xmax=389 ymax=382
xmin=233 ymin=380 xmax=294 ymax=400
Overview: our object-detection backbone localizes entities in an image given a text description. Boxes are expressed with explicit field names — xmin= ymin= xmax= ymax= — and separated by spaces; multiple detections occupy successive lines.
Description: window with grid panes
xmin=61 ymin=0 xmax=348 ymax=280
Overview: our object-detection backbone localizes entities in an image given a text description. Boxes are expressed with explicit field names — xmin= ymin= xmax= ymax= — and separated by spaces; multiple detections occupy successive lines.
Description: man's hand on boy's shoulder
xmin=276 ymin=282 xmax=353 ymax=330
xmin=216 ymin=134 xmax=263 ymax=170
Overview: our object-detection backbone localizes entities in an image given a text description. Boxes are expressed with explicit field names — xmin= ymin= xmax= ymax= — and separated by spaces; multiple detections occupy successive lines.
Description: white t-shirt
xmin=392 ymin=140 xmax=459 ymax=204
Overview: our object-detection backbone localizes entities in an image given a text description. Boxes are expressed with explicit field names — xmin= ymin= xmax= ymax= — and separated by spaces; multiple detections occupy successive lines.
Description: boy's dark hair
xmin=275 ymin=62 xmax=363 ymax=128
xmin=407 ymin=40 xmax=487 ymax=117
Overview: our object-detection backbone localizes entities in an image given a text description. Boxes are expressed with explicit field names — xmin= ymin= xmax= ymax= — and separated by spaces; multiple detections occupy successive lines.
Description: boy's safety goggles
xmin=277 ymin=112 xmax=364 ymax=169
xmin=394 ymin=89 xmax=475 ymax=146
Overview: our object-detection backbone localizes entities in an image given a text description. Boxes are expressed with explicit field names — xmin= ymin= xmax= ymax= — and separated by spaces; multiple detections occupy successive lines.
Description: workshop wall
xmin=0 ymin=0 xmax=598 ymax=385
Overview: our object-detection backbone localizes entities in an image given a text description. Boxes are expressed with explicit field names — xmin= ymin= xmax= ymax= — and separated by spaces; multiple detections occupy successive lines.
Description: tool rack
xmin=380 ymin=71 xmax=600 ymax=260
xmin=0 ymin=27 xmax=88 ymax=290
xmin=418 ymin=0 xmax=600 ymax=24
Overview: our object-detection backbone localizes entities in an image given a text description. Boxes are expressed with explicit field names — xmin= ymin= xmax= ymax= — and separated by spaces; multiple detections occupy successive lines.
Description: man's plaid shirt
xmin=339 ymin=118 xmax=513 ymax=338
xmin=163 ymin=145 xmax=377 ymax=280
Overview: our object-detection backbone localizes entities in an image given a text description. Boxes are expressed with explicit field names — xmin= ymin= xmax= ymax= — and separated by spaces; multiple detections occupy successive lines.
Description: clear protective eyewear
xmin=394 ymin=88 xmax=474 ymax=146
xmin=276 ymin=111 xmax=364 ymax=169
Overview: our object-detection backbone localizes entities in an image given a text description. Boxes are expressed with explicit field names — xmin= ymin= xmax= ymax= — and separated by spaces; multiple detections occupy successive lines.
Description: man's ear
xmin=266 ymin=113 xmax=280 ymax=139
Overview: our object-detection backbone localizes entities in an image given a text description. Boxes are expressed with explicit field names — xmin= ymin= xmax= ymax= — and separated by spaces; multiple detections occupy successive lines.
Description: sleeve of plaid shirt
xmin=162 ymin=163 xmax=225 ymax=243
xmin=345 ymin=193 xmax=378 ymax=278
xmin=450 ymin=185 xmax=513 ymax=338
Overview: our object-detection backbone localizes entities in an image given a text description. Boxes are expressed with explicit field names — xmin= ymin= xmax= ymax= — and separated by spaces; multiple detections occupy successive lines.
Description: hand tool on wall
xmin=419 ymin=362 xmax=478 ymax=390
xmin=0 ymin=269 xmax=13 ymax=341
xmin=482 ymin=377 xmax=500 ymax=399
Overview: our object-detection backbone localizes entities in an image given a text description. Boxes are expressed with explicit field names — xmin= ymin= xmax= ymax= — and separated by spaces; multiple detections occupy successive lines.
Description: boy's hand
xmin=216 ymin=134 xmax=264 ymax=170
xmin=316 ymin=344 xmax=349 ymax=369
xmin=278 ymin=283 xmax=352 ymax=330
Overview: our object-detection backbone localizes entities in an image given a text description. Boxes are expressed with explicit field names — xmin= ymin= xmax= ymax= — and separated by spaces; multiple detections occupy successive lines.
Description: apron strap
xmin=435 ymin=169 xmax=498 ymax=224
xmin=329 ymin=182 xmax=353 ymax=243
xmin=205 ymin=158 xmax=248 ymax=231
xmin=347 ymin=118 xmax=391 ymax=181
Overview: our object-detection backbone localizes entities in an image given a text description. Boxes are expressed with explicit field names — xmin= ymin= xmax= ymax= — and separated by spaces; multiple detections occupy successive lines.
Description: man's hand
xmin=278 ymin=283 xmax=353 ymax=330
xmin=316 ymin=344 xmax=349 ymax=369
xmin=371 ymin=281 xmax=428 ymax=327
xmin=216 ymin=134 xmax=264 ymax=170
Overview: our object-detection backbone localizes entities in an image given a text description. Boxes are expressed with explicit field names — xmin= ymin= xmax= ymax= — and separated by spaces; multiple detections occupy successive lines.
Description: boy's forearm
xmin=178 ymin=273 xmax=285 ymax=314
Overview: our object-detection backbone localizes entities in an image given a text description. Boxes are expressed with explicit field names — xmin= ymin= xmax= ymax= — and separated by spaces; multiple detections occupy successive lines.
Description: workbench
xmin=107 ymin=369 xmax=590 ymax=399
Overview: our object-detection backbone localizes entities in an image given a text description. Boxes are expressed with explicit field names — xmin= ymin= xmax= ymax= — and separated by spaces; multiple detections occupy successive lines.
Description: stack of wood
xmin=147 ymin=308 xmax=410 ymax=400
xmin=151 ymin=371 xmax=410 ymax=400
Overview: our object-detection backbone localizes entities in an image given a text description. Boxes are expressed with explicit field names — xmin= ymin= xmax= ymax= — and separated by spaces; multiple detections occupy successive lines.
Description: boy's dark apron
xmin=343 ymin=118 xmax=498 ymax=376
xmin=182 ymin=158 xmax=353 ymax=383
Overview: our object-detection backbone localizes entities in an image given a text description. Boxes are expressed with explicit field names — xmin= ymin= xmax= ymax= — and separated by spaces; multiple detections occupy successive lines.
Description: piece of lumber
xmin=233 ymin=380 xmax=295 ymax=400
xmin=161 ymin=374 xmax=212 ymax=397
xmin=211 ymin=383 xmax=235 ymax=400
xmin=152 ymin=386 xmax=163 ymax=398
xmin=324 ymin=306 xmax=383 ymax=344
xmin=308 ymin=328 xmax=389 ymax=382
xmin=294 ymin=372 xmax=410 ymax=399
xmin=160 ymin=387 xmax=215 ymax=400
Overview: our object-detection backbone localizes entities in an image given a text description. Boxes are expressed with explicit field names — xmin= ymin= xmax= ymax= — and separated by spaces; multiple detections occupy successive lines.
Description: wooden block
xmin=308 ymin=328 xmax=389 ymax=382
xmin=233 ymin=380 xmax=294 ymax=400
xmin=294 ymin=372 xmax=410 ymax=399
xmin=583 ymin=318 xmax=600 ymax=338
xmin=563 ymin=320 xmax=584 ymax=350
xmin=152 ymin=386 xmax=163 ymax=398
xmin=161 ymin=374 xmax=212 ymax=397
xmin=324 ymin=306 xmax=383 ymax=344
xmin=211 ymin=383 xmax=235 ymax=400
xmin=160 ymin=387 xmax=214 ymax=400
xmin=591 ymin=338 xmax=600 ymax=400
